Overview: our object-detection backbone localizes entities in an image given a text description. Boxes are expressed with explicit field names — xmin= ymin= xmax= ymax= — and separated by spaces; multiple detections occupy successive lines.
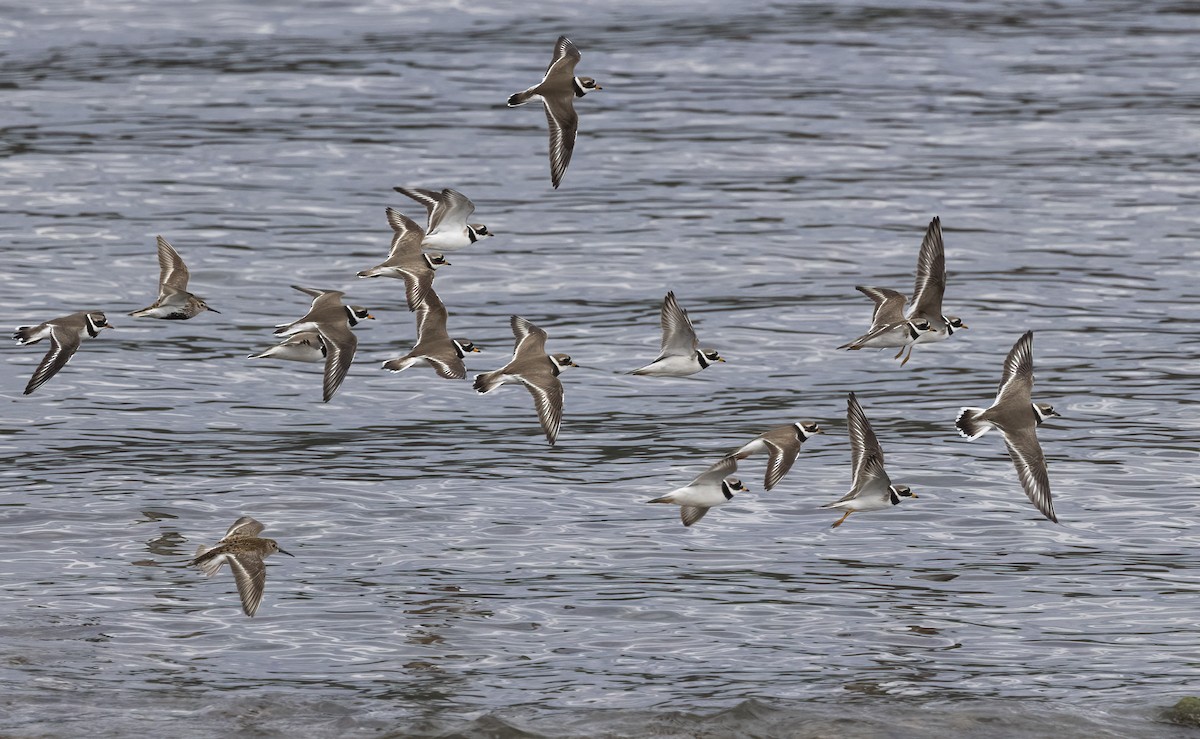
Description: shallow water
xmin=2 ymin=0 xmax=1199 ymax=736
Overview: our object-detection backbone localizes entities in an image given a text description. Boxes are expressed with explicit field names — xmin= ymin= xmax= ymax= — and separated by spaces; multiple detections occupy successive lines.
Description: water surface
xmin=1 ymin=1 xmax=1198 ymax=736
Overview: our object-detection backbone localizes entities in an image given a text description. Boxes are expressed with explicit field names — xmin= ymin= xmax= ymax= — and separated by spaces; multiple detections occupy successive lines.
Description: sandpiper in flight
xmin=129 ymin=236 xmax=219 ymax=319
xmin=192 ymin=516 xmax=293 ymax=618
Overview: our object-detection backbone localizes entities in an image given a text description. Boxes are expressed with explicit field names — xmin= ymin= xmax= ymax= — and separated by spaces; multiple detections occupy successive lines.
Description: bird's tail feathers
xmin=507 ymin=89 xmax=536 ymax=107
xmin=192 ymin=546 xmax=224 ymax=577
xmin=473 ymin=371 xmax=503 ymax=394
xmin=955 ymin=407 xmax=992 ymax=440
xmin=382 ymin=356 xmax=419 ymax=374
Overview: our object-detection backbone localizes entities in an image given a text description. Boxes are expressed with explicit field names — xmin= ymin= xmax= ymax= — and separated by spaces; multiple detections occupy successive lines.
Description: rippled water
xmin=2 ymin=1 xmax=1199 ymax=736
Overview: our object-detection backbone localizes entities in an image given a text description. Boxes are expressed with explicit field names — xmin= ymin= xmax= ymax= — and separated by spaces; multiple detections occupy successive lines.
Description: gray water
xmin=2 ymin=1 xmax=1199 ymax=736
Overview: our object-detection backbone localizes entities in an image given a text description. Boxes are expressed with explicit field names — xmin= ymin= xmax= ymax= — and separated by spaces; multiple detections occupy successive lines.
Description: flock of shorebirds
xmin=11 ymin=37 xmax=1063 ymax=617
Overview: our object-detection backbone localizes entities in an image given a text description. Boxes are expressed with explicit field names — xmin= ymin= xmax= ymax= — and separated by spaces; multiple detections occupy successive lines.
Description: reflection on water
xmin=2 ymin=0 xmax=1199 ymax=736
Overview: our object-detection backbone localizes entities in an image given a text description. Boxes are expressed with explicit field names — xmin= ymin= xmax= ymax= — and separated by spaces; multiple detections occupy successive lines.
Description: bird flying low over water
xmin=956 ymin=330 xmax=1061 ymax=523
xmin=507 ymin=35 xmax=602 ymax=189
xmin=631 ymin=291 xmax=724 ymax=376
xmin=381 ymin=289 xmax=481 ymax=379
xmin=357 ymin=208 xmax=449 ymax=313
xmin=129 ymin=236 xmax=219 ymax=320
xmin=821 ymin=393 xmax=917 ymax=528
xmin=12 ymin=311 xmax=114 ymax=395
xmin=474 ymin=316 xmax=576 ymax=445
xmin=192 ymin=516 xmax=293 ymax=618
xmin=273 ymin=286 xmax=373 ymax=402
xmin=840 ymin=217 xmax=967 ymax=364
xmin=392 ymin=187 xmax=492 ymax=252
xmin=730 ymin=421 xmax=824 ymax=491
xmin=647 ymin=455 xmax=749 ymax=527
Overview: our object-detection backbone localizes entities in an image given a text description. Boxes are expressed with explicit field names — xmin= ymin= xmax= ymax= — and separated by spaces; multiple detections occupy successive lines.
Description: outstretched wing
xmin=1000 ymin=425 xmax=1057 ymax=523
xmin=680 ymin=506 xmax=709 ymax=527
xmin=840 ymin=319 xmax=914 ymax=350
xmin=521 ymin=372 xmax=564 ymax=445
xmin=762 ymin=439 xmax=800 ymax=492
xmin=319 ymin=322 xmax=357 ymax=402
xmin=385 ymin=207 xmax=427 ymax=259
xmin=908 ymin=216 xmax=946 ymax=321
xmin=689 ymin=455 xmax=739 ymax=488
xmin=156 ymin=236 xmax=191 ymax=292
xmin=994 ymin=330 xmax=1035 ymax=406
xmin=23 ymin=324 xmax=81 ymax=395
xmin=227 ymin=553 xmax=268 ymax=617
xmin=547 ymin=35 xmax=582 ymax=76
xmin=510 ymin=315 xmax=549 ymax=358
xmin=855 ymin=285 xmax=907 ymax=327
xmin=426 ymin=189 xmax=474 ymax=234
xmin=658 ymin=290 xmax=699 ymax=357
xmin=542 ymin=95 xmax=578 ymax=190
xmin=223 ymin=516 xmax=265 ymax=540
xmin=415 ymin=291 xmax=451 ymax=344
xmin=847 ymin=392 xmax=887 ymax=489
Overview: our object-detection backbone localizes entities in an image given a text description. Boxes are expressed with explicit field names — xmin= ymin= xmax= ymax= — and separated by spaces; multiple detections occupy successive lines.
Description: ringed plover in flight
xmin=647 ymin=455 xmax=749 ymax=527
xmin=631 ymin=291 xmax=724 ymax=376
xmin=192 ymin=516 xmax=293 ymax=618
xmin=840 ymin=217 xmax=966 ymax=364
xmin=129 ymin=236 xmax=219 ymax=319
xmin=357 ymin=208 xmax=449 ymax=312
xmin=274 ymin=286 xmax=374 ymax=402
xmin=473 ymin=316 xmax=576 ymax=445
xmin=248 ymin=330 xmax=326 ymax=363
xmin=507 ymin=35 xmax=602 ymax=189
xmin=821 ymin=392 xmax=917 ymax=528
xmin=382 ymin=290 xmax=480 ymax=379
xmin=730 ymin=421 xmax=824 ymax=491
xmin=837 ymin=286 xmax=936 ymax=351
xmin=13 ymin=311 xmax=114 ymax=395
xmin=393 ymin=187 xmax=492 ymax=252
xmin=956 ymin=330 xmax=1061 ymax=522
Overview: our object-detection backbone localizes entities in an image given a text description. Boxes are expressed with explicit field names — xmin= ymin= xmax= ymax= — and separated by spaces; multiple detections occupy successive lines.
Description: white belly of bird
xmin=856 ymin=326 xmax=911 ymax=349
xmin=634 ymin=354 xmax=702 ymax=376
xmin=734 ymin=438 xmax=769 ymax=457
xmin=253 ymin=344 xmax=323 ymax=363
xmin=663 ymin=485 xmax=730 ymax=508
xmin=421 ymin=230 xmax=471 ymax=252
